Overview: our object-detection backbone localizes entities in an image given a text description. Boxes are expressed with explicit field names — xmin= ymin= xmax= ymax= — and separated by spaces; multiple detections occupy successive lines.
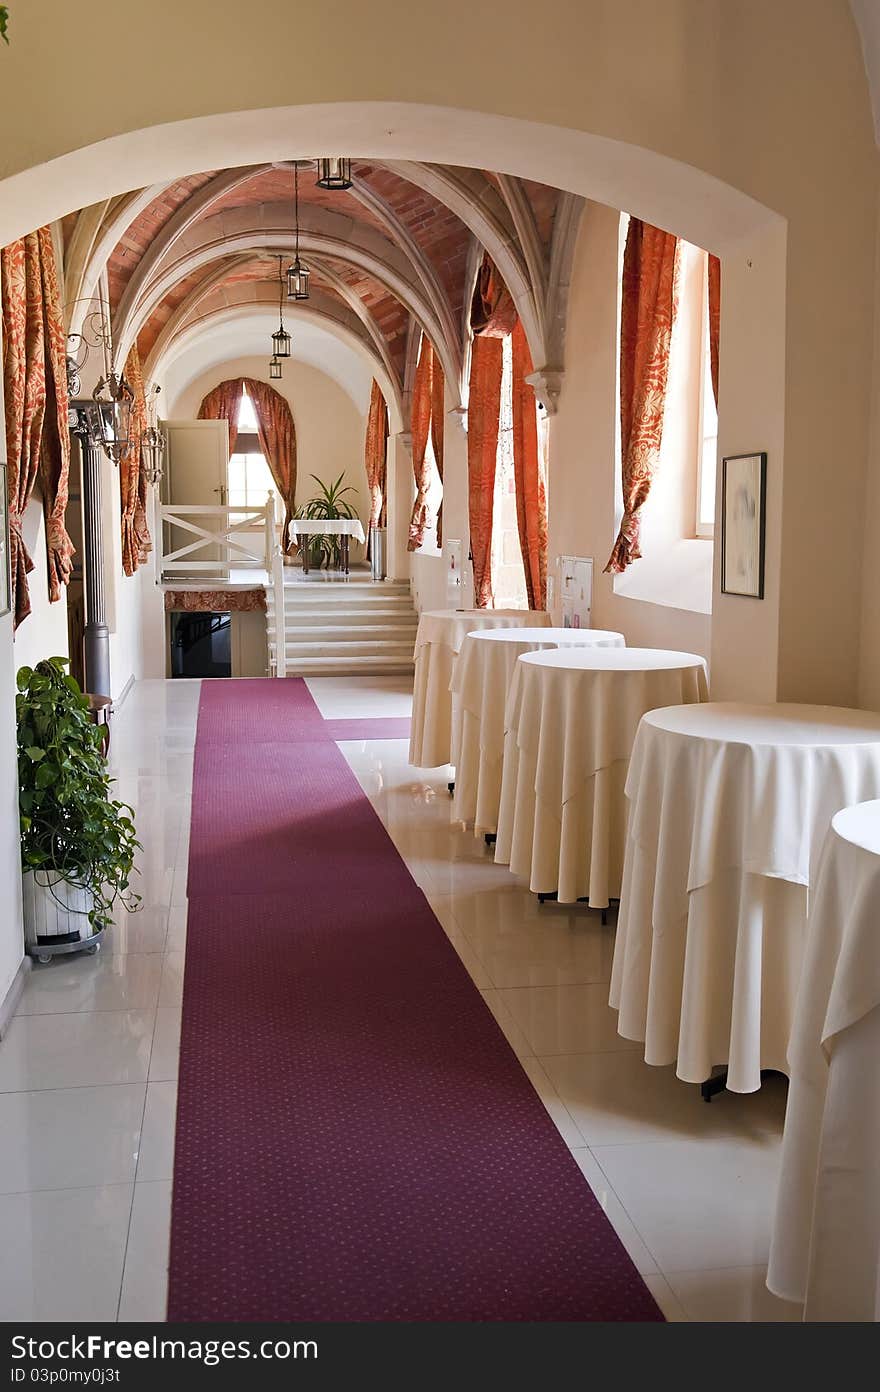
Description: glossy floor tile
xmin=0 ymin=674 xmax=795 ymax=1321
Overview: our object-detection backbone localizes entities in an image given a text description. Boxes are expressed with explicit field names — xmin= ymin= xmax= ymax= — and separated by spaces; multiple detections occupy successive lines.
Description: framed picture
xmin=721 ymin=452 xmax=767 ymax=599
xmin=0 ymin=463 xmax=10 ymax=618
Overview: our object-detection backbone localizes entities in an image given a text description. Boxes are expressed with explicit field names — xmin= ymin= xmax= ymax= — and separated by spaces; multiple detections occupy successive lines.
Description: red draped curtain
xmin=246 ymin=379 xmax=297 ymax=555
xmin=1 ymin=226 xmax=74 ymax=628
xmin=198 ymin=376 xmax=297 ymax=553
xmin=467 ymin=256 xmax=517 ymax=606
xmin=708 ymin=252 xmax=721 ymax=408
xmin=408 ymin=336 xmax=433 ymax=550
xmin=430 ymin=355 xmax=445 ymax=546
xmin=197 ymin=378 xmax=244 ymax=455
xmin=364 ymin=380 xmax=388 ymax=555
xmin=120 ymin=345 xmax=152 ymax=576
xmin=605 ymin=218 xmax=680 ymax=574
xmin=407 ymin=338 xmax=445 ymax=552
xmin=511 ymin=320 xmax=548 ymax=610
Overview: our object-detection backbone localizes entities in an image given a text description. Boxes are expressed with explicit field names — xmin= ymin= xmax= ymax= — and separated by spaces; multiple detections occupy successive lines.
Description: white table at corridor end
xmin=610 ymin=704 xmax=880 ymax=1095
xmin=494 ymin=647 xmax=708 ymax=906
xmin=288 ymin=517 xmax=366 ymax=575
xmin=452 ymin=626 xmax=626 ymax=836
xmin=408 ymin=609 xmax=551 ymax=768
xmin=768 ymin=799 xmax=880 ymax=1321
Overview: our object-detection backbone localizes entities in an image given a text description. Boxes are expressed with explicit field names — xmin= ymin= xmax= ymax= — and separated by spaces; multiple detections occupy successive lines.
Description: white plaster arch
xmin=157 ymin=301 xmax=404 ymax=432
xmin=116 ymin=227 xmax=460 ymax=402
xmin=144 ymin=255 xmax=402 ymax=406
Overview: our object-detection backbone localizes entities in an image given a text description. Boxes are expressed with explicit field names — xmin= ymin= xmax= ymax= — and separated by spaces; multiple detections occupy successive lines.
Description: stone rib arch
xmin=116 ymin=229 xmax=462 ymax=406
xmin=144 ymin=255 xmax=403 ymax=410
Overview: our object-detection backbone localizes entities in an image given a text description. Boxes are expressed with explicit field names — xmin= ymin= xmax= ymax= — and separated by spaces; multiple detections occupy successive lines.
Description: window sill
xmin=612 ymin=538 xmax=713 ymax=615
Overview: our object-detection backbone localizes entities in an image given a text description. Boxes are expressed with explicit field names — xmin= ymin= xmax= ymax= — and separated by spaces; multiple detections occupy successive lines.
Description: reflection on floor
xmin=0 ymin=675 xmax=801 ymax=1322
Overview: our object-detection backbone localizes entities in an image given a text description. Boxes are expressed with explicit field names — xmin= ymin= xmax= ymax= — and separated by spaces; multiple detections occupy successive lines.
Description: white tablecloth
xmin=451 ymin=627 xmax=626 ymax=835
xmin=494 ymin=648 xmax=708 ymax=906
xmin=288 ymin=518 xmax=366 ymax=542
xmin=768 ymin=799 xmax=880 ymax=1320
xmin=408 ymin=609 xmax=550 ymax=768
xmin=610 ymin=703 xmax=880 ymax=1093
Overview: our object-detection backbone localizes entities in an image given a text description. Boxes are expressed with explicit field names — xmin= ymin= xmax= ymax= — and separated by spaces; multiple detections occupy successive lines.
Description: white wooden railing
xmin=156 ymin=492 xmax=288 ymax=678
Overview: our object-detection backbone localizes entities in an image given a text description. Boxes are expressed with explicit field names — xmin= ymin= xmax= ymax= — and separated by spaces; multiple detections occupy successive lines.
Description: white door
xmin=163 ymin=419 xmax=230 ymax=578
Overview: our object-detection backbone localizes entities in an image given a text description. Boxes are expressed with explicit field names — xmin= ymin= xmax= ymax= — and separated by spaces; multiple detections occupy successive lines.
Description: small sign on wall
xmin=560 ymin=555 xmax=593 ymax=628
xmin=445 ymin=539 xmax=463 ymax=608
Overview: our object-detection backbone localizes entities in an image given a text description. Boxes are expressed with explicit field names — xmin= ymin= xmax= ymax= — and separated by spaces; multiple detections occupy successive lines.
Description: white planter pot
xmin=21 ymin=870 xmax=95 ymax=947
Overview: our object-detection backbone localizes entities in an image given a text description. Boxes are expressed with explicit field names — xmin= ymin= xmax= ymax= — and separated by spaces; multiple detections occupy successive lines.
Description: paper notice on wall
xmin=560 ymin=555 xmax=593 ymax=628
xmin=445 ymin=539 xmax=463 ymax=608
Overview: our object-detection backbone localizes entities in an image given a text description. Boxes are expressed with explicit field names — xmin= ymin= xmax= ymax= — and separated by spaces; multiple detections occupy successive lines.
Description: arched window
xmin=226 ymin=389 xmax=275 ymax=511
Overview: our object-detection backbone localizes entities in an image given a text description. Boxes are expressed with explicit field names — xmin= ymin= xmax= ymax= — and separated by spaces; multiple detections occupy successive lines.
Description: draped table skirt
xmin=768 ymin=800 xmax=880 ymax=1320
xmin=451 ymin=627 xmax=625 ymax=836
xmin=610 ymin=704 xmax=880 ymax=1094
xmin=408 ymin=609 xmax=550 ymax=769
xmin=494 ymin=648 xmax=709 ymax=906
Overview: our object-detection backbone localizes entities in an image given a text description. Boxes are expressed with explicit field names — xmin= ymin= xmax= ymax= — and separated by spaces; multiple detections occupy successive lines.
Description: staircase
xmin=266 ymin=579 xmax=418 ymax=676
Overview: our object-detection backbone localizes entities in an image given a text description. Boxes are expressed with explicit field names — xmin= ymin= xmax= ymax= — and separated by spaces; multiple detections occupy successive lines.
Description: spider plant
xmin=296 ymin=473 xmax=360 ymax=568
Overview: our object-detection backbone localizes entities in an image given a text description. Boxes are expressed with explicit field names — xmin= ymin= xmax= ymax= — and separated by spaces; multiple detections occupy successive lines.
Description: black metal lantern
xmin=269 ymin=356 xmax=283 ymax=381
xmin=286 ymin=163 xmax=311 ymax=302
xmin=315 ymin=157 xmax=353 ymax=191
xmin=286 ymin=256 xmax=310 ymax=302
xmin=271 ymin=256 xmax=292 ymax=361
xmin=271 ymin=324 xmax=292 ymax=358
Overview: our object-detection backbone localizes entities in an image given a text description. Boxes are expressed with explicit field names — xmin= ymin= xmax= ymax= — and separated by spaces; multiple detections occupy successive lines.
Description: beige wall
xmin=167 ymin=356 xmax=368 ymax=553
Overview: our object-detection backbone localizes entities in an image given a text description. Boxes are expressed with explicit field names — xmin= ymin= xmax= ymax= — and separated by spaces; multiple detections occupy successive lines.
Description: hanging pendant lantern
xmin=269 ymin=356 xmax=283 ymax=381
xmin=271 ymin=324 xmax=292 ymax=358
xmin=270 ymin=255 xmax=292 ymax=365
xmin=286 ymin=255 xmax=310 ymax=302
xmin=286 ymin=163 xmax=311 ymax=301
xmin=315 ymin=157 xmax=352 ymax=191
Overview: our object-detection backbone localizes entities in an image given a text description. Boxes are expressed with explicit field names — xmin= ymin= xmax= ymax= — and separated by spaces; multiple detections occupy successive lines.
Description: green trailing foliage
xmin=296 ymin=472 xmax=360 ymax=568
xmin=0 ymin=8 xmax=9 ymax=44
xmin=16 ymin=658 xmax=142 ymax=930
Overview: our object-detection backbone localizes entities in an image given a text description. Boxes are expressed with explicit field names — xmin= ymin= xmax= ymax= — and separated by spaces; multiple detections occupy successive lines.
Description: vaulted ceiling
xmin=61 ymin=158 xmax=583 ymax=420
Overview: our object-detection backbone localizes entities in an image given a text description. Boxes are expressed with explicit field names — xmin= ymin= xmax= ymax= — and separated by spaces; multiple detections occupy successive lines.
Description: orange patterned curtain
xmin=511 ymin=320 xmax=547 ymax=609
xmin=120 ymin=345 xmax=151 ymax=577
xmin=408 ymin=336 xmax=434 ymax=551
xmin=605 ymin=218 xmax=680 ymax=574
xmin=708 ymin=253 xmax=721 ymax=408
xmin=1 ymin=227 xmax=74 ymax=627
xmin=430 ymin=355 xmax=445 ymax=546
xmin=244 ymin=378 xmax=297 ymax=555
xmin=198 ymin=377 xmax=245 ymax=456
xmin=467 ymin=255 xmax=517 ymax=607
xmin=364 ymin=379 xmax=388 ymax=539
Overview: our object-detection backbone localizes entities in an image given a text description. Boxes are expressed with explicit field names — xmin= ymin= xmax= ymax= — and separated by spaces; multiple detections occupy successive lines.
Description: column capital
xmin=525 ymin=367 xmax=564 ymax=415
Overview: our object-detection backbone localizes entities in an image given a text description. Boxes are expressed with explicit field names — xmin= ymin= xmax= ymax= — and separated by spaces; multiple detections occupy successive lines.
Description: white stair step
xmin=281 ymin=640 xmax=414 ymax=656
xmin=280 ymin=655 xmax=415 ymax=675
xmin=281 ymin=623 xmax=417 ymax=639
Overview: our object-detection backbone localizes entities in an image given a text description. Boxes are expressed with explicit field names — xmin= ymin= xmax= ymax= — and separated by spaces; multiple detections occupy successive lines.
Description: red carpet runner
xmin=168 ymin=679 xmax=662 ymax=1321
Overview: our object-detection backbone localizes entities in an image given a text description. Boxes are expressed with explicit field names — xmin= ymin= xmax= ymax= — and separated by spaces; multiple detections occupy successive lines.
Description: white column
xmin=385 ymin=431 xmax=413 ymax=583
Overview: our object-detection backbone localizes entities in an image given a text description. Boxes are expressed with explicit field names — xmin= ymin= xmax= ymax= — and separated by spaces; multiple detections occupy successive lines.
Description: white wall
xmin=409 ymin=396 xmax=473 ymax=612
xmin=11 ymin=494 xmax=71 ymax=675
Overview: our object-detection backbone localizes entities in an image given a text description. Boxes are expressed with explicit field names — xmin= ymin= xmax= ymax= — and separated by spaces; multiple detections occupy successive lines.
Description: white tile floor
xmin=0 ymin=675 xmax=804 ymax=1322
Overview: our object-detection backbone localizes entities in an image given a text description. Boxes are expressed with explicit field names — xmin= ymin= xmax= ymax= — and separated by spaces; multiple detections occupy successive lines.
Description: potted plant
xmin=17 ymin=658 xmax=141 ymax=962
xmin=296 ymin=473 xmax=360 ymax=569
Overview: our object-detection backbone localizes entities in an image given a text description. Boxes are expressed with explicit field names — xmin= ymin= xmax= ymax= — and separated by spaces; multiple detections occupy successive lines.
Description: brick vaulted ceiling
xmin=64 ymin=158 xmax=578 ymax=411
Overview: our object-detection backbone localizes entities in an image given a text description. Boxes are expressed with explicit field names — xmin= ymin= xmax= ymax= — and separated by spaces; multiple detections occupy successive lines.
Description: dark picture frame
xmin=721 ymin=452 xmax=767 ymax=599
xmin=0 ymin=463 xmax=10 ymax=619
